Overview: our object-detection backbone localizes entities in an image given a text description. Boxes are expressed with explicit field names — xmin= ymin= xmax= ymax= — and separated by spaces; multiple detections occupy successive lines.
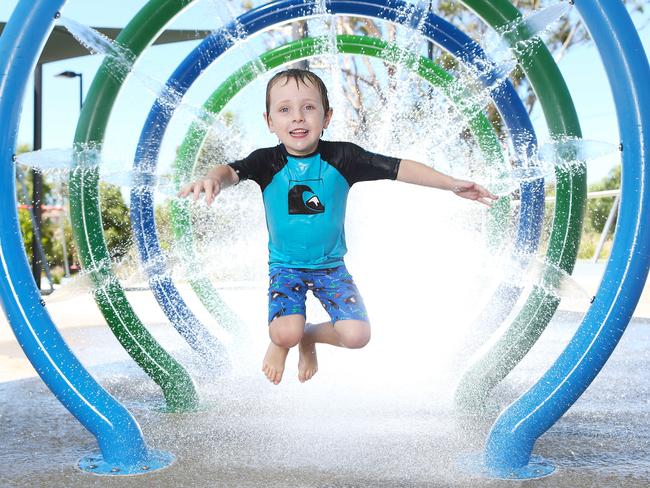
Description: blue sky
xmin=1 ymin=0 xmax=649 ymax=185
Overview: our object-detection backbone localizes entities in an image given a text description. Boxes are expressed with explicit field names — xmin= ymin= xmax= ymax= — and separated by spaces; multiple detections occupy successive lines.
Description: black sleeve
xmin=321 ymin=141 xmax=401 ymax=186
xmin=228 ymin=146 xmax=284 ymax=190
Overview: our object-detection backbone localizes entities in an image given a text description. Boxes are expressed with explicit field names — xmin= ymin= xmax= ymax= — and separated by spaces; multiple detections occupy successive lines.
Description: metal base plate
xmin=460 ymin=452 xmax=555 ymax=480
xmin=78 ymin=448 xmax=175 ymax=476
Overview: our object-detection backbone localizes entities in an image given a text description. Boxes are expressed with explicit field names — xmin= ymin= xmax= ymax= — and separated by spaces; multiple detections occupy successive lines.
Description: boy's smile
xmin=264 ymin=76 xmax=332 ymax=156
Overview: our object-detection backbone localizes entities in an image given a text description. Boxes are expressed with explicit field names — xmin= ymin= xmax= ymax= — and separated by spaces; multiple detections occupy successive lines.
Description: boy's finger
xmin=177 ymin=183 xmax=189 ymax=197
xmin=204 ymin=179 xmax=214 ymax=204
xmin=193 ymin=182 xmax=203 ymax=201
xmin=479 ymin=197 xmax=493 ymax=206
xmin=482 ymin=189 xmax=497 ymax=199
xmin=478 ymin=185 xmax=498 ymax=200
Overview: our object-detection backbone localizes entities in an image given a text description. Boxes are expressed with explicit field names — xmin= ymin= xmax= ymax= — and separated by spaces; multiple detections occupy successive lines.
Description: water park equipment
xmin=0 ymin=0 xmax=648 ymax=479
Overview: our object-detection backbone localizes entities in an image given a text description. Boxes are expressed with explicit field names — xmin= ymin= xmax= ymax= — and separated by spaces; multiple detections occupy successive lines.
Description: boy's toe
xmin=273 ymin=369 xmax=282 ymax=384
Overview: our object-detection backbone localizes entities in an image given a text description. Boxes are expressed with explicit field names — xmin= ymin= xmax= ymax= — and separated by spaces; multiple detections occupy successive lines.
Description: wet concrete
xmin=1 ymin=291 xmax=649 ymax=487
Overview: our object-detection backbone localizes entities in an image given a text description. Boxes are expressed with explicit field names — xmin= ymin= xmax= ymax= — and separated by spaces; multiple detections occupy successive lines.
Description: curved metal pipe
xmin=67 ymin=0 xmax=201 ymax=411
xmin=484 ymin=0 xmax=650 ymax=475
xmin=0 ymin=0 xmax=157 ymax=470
xmin=454 ymin=0 xmax=585 ymax=412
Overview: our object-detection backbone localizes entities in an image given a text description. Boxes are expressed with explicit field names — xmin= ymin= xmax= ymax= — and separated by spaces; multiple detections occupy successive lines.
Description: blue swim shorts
xmin=268 ymin=265 xmax=369 ymax=324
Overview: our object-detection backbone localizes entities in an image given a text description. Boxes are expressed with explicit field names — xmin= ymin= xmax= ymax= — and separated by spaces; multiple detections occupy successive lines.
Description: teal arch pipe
xmin=483 ymin=0 xmax=650 ymax=478
xmin=0 ymin=0 xmax=173 ymax=475
xmin=168 ymin=34 xmax=508 ymax=331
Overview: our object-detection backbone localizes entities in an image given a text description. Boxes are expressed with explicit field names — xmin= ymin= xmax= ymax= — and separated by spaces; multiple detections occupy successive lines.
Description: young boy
xmin=179 ymin=69 xmax=497 ymax=385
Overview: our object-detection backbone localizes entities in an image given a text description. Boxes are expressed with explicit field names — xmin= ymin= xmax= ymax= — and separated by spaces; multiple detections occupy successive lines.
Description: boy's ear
xmin=322 ymin=108 xmax=333 ymax=129
xmin=263 ymin=112 xmax=275 ymax=133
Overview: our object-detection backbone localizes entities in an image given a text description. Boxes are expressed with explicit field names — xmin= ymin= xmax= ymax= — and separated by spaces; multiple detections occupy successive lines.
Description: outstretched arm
xmin=396 ymin=159 xmax=498 ymax=206
xmin=177 ymin=165 xmax=239 ymax=205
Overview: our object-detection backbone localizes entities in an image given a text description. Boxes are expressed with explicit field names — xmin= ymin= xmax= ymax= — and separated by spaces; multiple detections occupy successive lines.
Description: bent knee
xmin=270 ymin=326 xmax=302 ymax=348
xmin=338 ymin=322 xmax=371 ymax=349
xmin=270 ymin=329 xmax=302 ymax=349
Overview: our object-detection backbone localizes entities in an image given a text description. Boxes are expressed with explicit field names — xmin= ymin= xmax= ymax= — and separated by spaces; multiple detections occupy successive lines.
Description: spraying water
xmin=58 ymin=17 xmax=235 ymax=136
xmin=13 ymin=134 xmax=619 ymax=202
xmin=453 ymin=2 xmax=574 ymax=117
xmin=207 ymin=0 xmax=267 ymax=78
xmin=38 ymin=0 xmax=580 ymax=438
xmin=476 ymin=137 xmax=619 ymax=197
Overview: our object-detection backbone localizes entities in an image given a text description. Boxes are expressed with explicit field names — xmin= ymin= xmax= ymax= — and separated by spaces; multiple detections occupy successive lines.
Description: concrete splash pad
xmin=1 ymin=288 xmax=649 ymax=487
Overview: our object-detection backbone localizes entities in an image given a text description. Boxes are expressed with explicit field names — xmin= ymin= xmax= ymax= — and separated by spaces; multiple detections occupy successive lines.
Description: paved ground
xmin=1 ymin=266 xmax=649 ymax=487
xmin=560 ymin=261 xmax=650 ymax=317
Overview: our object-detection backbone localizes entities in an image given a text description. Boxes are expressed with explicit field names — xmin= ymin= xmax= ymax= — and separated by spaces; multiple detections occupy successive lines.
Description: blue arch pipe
xmin=131 ymin=0 xmax=542 ymax=335
xmin=484 ymin=0 xmax=650 ymax=477
xmin=130 ymin=193 xmax=227 ymax=362
xmin=0 ymin=0 xmax=172 ymax=474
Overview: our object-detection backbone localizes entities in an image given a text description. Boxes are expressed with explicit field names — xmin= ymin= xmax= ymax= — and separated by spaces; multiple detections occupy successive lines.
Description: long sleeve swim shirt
xmin=228 ymin=140 xmax=401 ymax=270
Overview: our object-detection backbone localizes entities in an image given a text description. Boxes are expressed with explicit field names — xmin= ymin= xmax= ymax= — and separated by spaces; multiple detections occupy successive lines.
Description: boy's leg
xmin=298 ymin=320 xmax=370 ymax=382
xmin=298 ymin=265 xmax=370 ymax=381
xmin=263 ymin=314 xmax=305 ymax=384
xmin=265 ymin=267 xmax=308 ymax=384
xmin=303 ymin=320 xmax=371 ymax=347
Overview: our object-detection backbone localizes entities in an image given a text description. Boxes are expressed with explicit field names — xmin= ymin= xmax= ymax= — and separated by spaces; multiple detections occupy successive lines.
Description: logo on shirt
xmin=288 ymin=184 xmax=325 ymax=214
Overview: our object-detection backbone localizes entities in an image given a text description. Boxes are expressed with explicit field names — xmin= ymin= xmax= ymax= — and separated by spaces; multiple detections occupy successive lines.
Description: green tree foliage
xmin=15 ymin=144 xmax=63 ymax=268
xmin=15 ymin=144 xmax=132 ymax=274
xmin=586 ymin=165 xmax=620 ymax=234
xmin=154 ymin=200 xmax=173 ymax=253
xmin=99 ymin=182 xmax=132 ymax=260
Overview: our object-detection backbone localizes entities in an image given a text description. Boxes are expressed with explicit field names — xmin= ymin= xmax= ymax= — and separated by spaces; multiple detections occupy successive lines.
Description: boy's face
xmin=264 ymin=77 xmax=332 ymax=156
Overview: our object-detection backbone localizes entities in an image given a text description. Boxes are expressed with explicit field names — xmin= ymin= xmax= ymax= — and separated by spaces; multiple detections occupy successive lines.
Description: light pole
xmin=55 ymin=70 xmax=83 ymax=109
xmin=54 ymin=70 xmax=83 ymax=279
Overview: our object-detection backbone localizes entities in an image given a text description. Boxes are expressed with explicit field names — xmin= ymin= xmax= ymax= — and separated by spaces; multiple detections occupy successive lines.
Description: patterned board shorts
xmin=267 ymin=265 xmax=369 ymax=324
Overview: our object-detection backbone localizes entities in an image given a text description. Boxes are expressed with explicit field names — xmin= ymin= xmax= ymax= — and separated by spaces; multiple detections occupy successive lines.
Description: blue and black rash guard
xmin=229 ymin=140 xmax=401 ymax=270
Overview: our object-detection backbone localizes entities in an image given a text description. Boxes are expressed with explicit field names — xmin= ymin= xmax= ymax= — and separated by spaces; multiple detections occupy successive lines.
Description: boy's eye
xmin=279 ymin=107 xmax=288 ymax=113
xmin=305 ymin=105 xmax=314 ymax=110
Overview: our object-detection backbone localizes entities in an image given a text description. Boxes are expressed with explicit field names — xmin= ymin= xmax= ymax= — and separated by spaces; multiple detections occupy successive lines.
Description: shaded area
xmin=0 ymin=22 xmax=212 ymax=64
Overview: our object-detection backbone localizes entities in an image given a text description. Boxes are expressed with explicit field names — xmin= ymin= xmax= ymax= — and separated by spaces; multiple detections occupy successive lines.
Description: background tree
xmin=99 ymin=182 xmax=132 ymax=261
xmin=586 ymin=165 xmax=620 ymax=235
xmin=15 ymin=144 xmax=132 ymax=280
xmin=15 ymin=144 xmax=63 ymax=273
xmin=228 ymin=0 xmax=646 ymax=136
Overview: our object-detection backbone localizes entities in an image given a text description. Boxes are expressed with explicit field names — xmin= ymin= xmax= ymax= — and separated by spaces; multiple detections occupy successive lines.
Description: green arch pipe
xmin=68 ymin=0 xmax=199 ymax=412
xmin=454 ymin=0 xmax=585 ymax=412
xmin=170 ymin=34 xmax=509 ymax=325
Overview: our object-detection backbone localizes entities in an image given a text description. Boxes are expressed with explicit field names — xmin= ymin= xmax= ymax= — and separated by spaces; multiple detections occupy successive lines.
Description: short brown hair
xmin=265 ymin=69 xmax=330 ymax=115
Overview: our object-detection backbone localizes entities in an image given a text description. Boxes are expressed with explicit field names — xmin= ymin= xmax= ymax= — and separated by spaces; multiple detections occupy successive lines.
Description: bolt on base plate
xmin=78 ymin=448 xmax=175 ymax=476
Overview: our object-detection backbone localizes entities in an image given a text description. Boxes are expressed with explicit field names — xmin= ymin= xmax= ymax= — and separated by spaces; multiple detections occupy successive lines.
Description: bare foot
xmin=298 ymin=335 xmax=318 ymax=383
xmin=262 ymin=342 xmax=289 ymax=385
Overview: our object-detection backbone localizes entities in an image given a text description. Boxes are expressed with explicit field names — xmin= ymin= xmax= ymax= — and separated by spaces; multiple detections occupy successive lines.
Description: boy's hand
xmin=452 ymin=179 xmax=499 ymax=206
xmin=177 ymin=178 xmax=221 ymax=205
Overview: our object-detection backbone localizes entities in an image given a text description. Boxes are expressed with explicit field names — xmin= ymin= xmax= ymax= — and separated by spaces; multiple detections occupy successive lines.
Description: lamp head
xmin=56 ymin=71 xmax=80 ymax=78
